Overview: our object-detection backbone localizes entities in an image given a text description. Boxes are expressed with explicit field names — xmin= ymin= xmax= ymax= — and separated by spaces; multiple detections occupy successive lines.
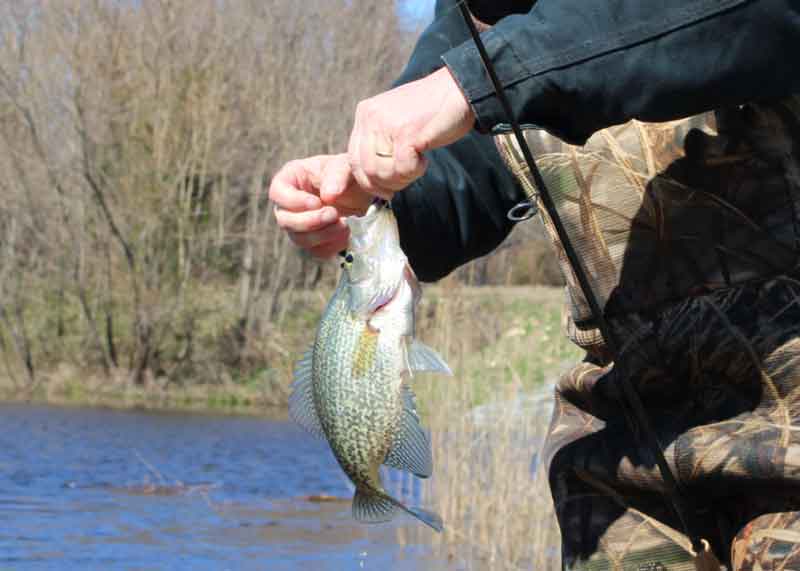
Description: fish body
xmin=289 ymin=201 xmax=450 ymax=532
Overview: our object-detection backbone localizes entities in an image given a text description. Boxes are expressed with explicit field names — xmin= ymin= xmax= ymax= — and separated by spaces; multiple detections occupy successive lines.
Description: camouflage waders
xmin=496 ymin=97 xmax=800 ymax=571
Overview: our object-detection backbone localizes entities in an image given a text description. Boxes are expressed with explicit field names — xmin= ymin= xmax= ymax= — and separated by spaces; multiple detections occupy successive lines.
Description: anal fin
xmin=352 ymin=489 xmax=398 ymax=524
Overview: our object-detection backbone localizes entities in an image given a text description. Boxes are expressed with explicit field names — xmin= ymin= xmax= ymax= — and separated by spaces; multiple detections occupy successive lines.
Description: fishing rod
xmin=454 ymin=1 xmax=710 ymax=557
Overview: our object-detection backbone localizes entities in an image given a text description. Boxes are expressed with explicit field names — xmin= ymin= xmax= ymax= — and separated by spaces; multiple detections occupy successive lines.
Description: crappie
xmin=288 ymin=200 xmax=451 ymax=532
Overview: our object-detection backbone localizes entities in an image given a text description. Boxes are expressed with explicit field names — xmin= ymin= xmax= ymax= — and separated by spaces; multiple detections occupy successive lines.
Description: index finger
xmin=268 ymin=159 xmax=325 ymax=212
xmin=270 ymin=176 xmax=322 ymax=212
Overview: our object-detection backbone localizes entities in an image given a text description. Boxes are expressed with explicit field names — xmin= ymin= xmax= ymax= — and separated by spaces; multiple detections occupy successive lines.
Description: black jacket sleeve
xmin=444 ymin=0 xmax=800 ymax=144
xmin=390 ymin=0 xmax=526 ymax=282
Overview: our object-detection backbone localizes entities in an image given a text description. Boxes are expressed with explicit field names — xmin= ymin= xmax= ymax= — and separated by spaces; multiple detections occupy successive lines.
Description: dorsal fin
xmin=287 ymin=347 xmax=325 ymax=439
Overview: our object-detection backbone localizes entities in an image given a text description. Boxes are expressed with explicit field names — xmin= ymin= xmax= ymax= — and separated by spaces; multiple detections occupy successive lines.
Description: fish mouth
xmin=343 ymin=199 xmax=406 ymax=317
xmin=346 ymin=199 xmax=389 ymax=247
xmin=346 ymin=201 xmax=384 ymax=234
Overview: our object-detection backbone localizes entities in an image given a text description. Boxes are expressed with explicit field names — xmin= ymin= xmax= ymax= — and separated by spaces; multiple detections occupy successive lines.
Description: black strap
xmin=456 ymin=2 xmax=704 ymax=551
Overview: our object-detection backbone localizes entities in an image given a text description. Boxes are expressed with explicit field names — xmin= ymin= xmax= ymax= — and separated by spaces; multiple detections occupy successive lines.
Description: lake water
xmin=0 ymin=404 xmax=453 ymax=570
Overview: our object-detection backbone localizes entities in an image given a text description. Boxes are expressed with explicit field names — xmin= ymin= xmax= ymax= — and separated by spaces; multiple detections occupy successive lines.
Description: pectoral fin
xmin=406 ymin=339 xmax=452 ymax=376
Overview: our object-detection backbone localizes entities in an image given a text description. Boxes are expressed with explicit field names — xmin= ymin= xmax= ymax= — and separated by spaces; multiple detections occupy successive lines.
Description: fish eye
xmin=339 ymin=251 xmax=355 ymax=270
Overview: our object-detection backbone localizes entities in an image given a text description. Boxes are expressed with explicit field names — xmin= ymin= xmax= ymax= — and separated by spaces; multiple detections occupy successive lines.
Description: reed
xmin=392 ymin=284 xmax=582 ymax=570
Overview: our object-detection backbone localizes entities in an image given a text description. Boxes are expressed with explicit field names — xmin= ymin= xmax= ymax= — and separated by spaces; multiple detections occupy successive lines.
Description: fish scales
xmin=314 ymin=285 xmax=402 ymax=488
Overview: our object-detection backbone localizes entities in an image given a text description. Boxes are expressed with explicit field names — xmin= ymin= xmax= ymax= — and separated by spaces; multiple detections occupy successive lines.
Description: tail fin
xmin=403 ymin=506 xmax=444 ymax=533
xmin=352 ymin=488 xmax=443 ymax=533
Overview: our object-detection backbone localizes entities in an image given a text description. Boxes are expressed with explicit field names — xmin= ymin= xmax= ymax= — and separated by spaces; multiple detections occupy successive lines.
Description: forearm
xmin=444 ymin=0 xmax=800 ymax=144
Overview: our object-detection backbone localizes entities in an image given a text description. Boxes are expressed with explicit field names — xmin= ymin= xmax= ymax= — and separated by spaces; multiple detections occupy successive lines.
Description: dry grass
xmin=390 ymin=284 xmax=582 ymax=571
xmin=420 ymin=390 xmax=562 ymax=570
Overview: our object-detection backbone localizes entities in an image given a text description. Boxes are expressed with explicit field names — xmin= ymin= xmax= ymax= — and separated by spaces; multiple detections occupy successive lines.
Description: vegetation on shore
xmin=2 ymin=278 xmax=578 ymax=569
xmin=0 ymin=285 xmax=577 ymax=412
xmin=0 ymin=0 xmax=561 ymax=406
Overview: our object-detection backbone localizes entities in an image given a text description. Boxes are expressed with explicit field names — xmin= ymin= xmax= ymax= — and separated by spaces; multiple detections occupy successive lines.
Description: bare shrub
xmin=0 ymin=0 xmax=562 ymax=399
xmin=0 ymin=0 xmax=414 ymax=390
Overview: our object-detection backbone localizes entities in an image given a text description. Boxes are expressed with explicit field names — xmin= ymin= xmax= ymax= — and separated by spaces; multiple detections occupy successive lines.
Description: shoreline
xmin=0 ymin=285 xmax=576 ymax=416
xmin=0 ymin=381 xmax=288 ymax=417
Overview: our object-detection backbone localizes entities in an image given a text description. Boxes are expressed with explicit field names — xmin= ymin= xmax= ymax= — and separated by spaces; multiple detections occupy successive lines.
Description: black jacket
xmin=392 ymin=0 xmax=800 ymax=281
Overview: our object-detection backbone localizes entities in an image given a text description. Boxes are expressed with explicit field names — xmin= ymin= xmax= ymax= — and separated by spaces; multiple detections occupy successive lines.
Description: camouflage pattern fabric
xmin=494 ymin=97 xmax=800 ymax=570
xmin=495 ymin=97 xmax=800 ymax=357
xmin=545 ymin=278 xmax=800 ymax=571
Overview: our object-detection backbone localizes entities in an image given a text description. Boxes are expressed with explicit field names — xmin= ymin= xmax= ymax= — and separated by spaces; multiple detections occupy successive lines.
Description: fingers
xmin=348 ymin=101 xmax=427 ymax=199
xmin=269 ymin=156 xmax=350 ymax=259
xmin=274 ymin=204 xmax=338 ymax=233
xmin=320 ymin=153 xmax=352 ymax=201
xmin=276 ymin=206 xmax=350 ymax=259
xmin=268 ymin=153 xmax=377 ymax=259
xmin=268 ymin=159 xmax=323 ymax=212
xmin=393 ymin=142 xmax=428 ymax=189
xmin=287 ymin=216 xmax=349 ymax=250
xmin=320 ymin=154 xmax=372 ymax=215
xmin=346 ymin=67 xmax=474 ymax=196
xmin=347 ymin=110 xmax=374 ymax=194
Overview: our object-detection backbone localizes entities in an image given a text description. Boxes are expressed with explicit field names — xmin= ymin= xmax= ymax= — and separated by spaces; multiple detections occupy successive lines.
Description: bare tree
xmin=0 ymin=0 xmax=417 ymax=394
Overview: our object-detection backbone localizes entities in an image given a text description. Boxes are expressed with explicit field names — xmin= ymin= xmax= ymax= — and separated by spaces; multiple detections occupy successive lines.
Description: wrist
xmin=412 ymin=66 xmax=476 ymax=152
xmin=441 ymin=27 xmax=509 ymax=134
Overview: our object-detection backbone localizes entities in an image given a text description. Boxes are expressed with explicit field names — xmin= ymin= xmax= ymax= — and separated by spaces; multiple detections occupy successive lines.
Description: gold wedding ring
xmin=373 ymin=131 xmax=394 ymax=158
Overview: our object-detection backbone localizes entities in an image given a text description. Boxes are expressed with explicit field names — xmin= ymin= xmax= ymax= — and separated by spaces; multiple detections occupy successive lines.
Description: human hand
xmin=347 ymin=66 xmax=475 ymax=200
xmin=269 ymin=154 xmax=372 ymax=258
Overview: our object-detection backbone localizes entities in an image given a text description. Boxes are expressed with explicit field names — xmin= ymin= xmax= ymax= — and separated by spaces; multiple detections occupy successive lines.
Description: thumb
xmin=321 ymin=153 xmax=372 ymax=215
